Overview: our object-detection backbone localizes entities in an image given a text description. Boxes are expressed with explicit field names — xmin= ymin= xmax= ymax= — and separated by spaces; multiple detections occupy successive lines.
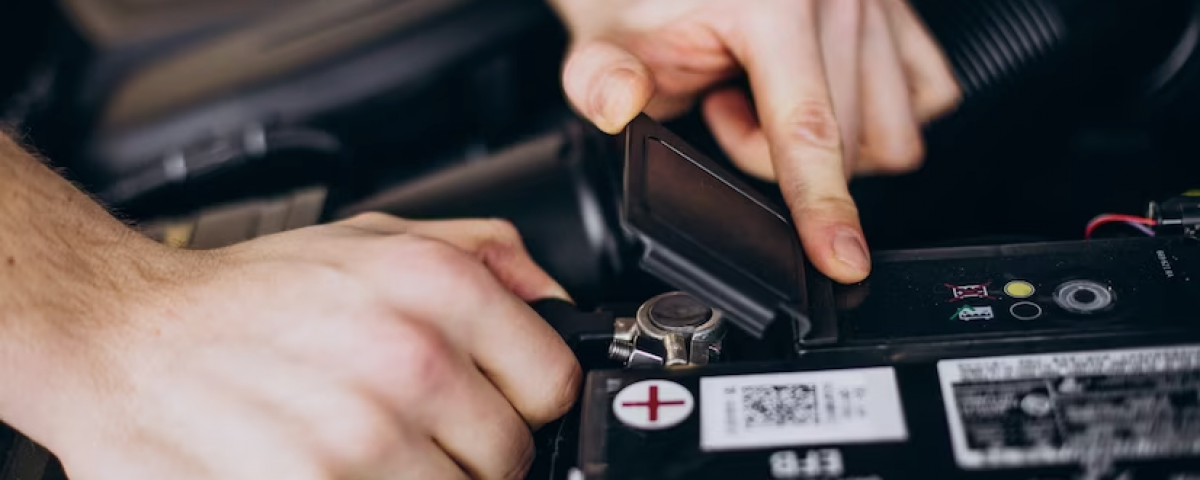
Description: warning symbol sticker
xmin=952 ymin=305 xmax=995 ymax=322
xmin=612 ymin=380 xmax=695 ymax=431
xmin=946 ymin=282 xmax=996 ymax=302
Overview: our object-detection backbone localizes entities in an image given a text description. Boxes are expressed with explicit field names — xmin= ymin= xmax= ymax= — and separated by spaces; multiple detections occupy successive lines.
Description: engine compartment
xmin=3 ymin=0 xmax=1200 ymax=479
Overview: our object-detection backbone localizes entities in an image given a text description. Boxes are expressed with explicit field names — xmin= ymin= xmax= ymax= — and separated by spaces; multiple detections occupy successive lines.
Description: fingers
xmin=376 ymin=323 xmax=534 ymax=480
xmin=385 ymin=239 xmax=582 ymax=429
xmin=306 ymin=220 xmax=574 ymax=478
xmin=328 ymin=399 xmax=472 ymax=480
xmin=704 ymin=87 xmax=773 ymax=181
xmin=455 ymin=284 xmax=581 ymax=429
xmin=818 ymin=0 xmax=865 ymax=174
xmin=857 ymin=0 xmax=924 ymax=175
xmin=340 ymin=213 xmax=571 ymax=303
xmin=313 ymin=307 xmax=538 ymax=479
xmin=375 ymin=438 xmax=471 ymax=480
xmin=562 ymin=39 xmax=656 ymax=133
xmin=718 ymin=2 xmax=871 ymax=284
xmin=412 ymin=219 xmax=570 ymax=303
xmin=707 ymin=0 xmax=924 ymax=181
xmin=340 ymin=214 xmax=580 ymax=427
xmin=426 ymin=363 xmax=535 ymax=480
xmin=880 ymin=0 xmax=961 ymax=122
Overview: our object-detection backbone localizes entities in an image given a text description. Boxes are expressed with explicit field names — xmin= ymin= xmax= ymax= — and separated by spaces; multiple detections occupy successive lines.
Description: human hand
xmin=31 ymin=214 xmax=580 ymax=480
xmin=554 ymin=0 xmax=961 ymax=283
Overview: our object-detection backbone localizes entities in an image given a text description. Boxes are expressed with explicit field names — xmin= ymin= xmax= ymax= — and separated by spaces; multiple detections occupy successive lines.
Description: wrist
xmin=0 ymin=227 xmax=173 ymax=441
xmin=0 ymin=135 xmax=200 ymax=452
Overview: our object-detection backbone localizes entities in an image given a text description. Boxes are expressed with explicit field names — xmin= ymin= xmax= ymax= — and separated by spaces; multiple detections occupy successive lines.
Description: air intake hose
xmin=911 ymin=0 xmax=1197 ymax=134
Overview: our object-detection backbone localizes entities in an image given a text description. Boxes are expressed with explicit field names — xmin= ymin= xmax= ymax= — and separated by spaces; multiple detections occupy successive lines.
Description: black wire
xmin=100 ymin=127 xmax=346 ymax=205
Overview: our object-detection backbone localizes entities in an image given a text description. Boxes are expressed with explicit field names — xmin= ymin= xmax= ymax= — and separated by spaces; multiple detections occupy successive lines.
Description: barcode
xmin=742 ymin=384 xmax=818 ymax=429
xmin=700 ymin=368 xmax=909 ymax=451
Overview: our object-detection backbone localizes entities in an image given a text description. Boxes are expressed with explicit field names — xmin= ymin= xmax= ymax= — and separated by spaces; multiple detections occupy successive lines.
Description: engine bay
xmin=3 ymin=0 xmax=1200 ymax=479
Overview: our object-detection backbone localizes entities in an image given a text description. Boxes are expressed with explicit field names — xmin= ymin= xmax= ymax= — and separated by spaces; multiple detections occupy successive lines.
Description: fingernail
xmin=549 ymin=285 xmax=575 ymax=305
xmin=832 ymin=229 xmax=870 ymax=273
xmin=593 ymin=68 xmax=640 ymax=132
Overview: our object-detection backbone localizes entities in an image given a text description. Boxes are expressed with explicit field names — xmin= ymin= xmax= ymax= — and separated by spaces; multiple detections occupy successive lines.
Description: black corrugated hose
xmin=912 ymin=0 xmax=1199 ymax=131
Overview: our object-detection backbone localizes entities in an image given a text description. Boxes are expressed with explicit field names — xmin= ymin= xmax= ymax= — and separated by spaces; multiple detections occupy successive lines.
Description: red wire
xmin=1084 ymin=214 xmax=1157 ymax=239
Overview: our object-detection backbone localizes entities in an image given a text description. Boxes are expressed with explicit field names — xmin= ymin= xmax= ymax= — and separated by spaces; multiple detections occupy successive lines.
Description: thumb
xmin=562 ymin=39 xmax=655 ymax=134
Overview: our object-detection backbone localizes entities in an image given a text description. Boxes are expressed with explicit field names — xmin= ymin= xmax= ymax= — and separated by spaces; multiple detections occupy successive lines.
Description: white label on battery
xmin=938 ymin=345 xmax=1200 ymax=470
xmin=699 ymin=367 xmax=908 ymax=452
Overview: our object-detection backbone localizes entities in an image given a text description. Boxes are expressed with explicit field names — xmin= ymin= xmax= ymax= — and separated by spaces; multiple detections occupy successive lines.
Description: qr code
xmin=741 ymin=384 xmax=818 ymax=429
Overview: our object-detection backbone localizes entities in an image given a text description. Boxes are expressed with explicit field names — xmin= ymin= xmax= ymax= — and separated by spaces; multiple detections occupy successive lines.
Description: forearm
xmin=0 ymin=133 xmax=167 ymax=448
xmin=0 ymin=135 xmax=150 ymax=306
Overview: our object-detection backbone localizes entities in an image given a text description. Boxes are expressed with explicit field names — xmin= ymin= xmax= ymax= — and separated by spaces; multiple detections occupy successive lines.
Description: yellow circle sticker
xmin=1004 ymin=281 xmax=1035 ymax=299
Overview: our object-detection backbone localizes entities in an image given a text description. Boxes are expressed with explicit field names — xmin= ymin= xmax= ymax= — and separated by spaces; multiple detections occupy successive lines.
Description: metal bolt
xmin=608 ymin=340 xmax=636 ymax=362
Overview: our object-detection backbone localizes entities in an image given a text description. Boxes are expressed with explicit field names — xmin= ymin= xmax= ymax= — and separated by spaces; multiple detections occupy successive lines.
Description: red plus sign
xmin=621 ymin=385 xmax=687 ymax=422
